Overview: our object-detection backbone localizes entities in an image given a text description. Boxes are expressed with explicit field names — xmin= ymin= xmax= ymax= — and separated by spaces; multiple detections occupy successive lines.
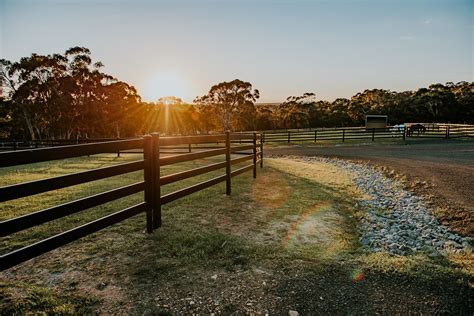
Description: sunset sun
xmin=141 ymin=71 xmax=191 ymax=102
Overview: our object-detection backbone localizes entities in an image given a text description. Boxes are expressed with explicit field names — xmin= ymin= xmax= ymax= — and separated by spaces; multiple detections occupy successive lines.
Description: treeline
xmin=1 ymin=47 xmax=473 ymax=139
xmin=0 ymin=47 xmax=141 ymax=140
xmin=264 ymin=84 xmax=474 ymax=130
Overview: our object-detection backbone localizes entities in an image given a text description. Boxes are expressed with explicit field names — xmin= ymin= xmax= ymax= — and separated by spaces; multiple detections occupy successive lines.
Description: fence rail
xmin=260 ymin=124 xmax=474 ymax=143
xmin=2 ymin=125 xmax=472 ymax=154
xmin=0 ymin=134 xmax=260 ymax=153
xmin=0 ymin=131 xmax=263 ymax=271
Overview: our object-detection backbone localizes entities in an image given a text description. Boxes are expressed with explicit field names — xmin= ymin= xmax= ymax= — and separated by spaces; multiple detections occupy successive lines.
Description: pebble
xmin=296 ymin=156 xmax=472 ymax=256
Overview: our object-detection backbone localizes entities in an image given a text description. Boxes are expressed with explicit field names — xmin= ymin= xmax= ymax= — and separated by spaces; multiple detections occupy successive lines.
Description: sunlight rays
xmin=141 ymin=71 xmax=191 ymax=103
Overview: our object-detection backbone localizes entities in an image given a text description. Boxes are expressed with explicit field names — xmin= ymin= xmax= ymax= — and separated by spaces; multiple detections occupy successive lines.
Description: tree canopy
xmin=0 ymin=47 xmax=140 ymax=140
xmin=260 ymin=83 xmax=473 ymax=130
xmin=193 ymin=79 xmax=260 ymax=132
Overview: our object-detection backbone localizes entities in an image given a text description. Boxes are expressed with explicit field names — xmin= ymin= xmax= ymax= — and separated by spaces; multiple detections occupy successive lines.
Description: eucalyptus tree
xmin=194 ymin=79 xmax=259 ymax=131
xmin=0 ymin=57 xmax=49 ymax=139
xmin=452 ymin=81 xmax=474 ymax=123
xmin=0 ymin=96 xmax=13 ymax=138
xmin=276 ymin=93 xmax=316 ymax=128
xmin=255 ymin=105 xmax=276 ymax=131
xmin=0 ymin=47 xmax=141 ymax=139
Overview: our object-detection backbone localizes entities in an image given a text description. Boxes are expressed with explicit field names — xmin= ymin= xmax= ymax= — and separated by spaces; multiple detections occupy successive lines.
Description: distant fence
xmin=2 ymin=124 xmax=473 ymax=152
xmin=0 ymin=135 xmax=259 ymax=153
xmin=260 ymin=124 xmax=474 ymax=143
xmin=0 ymin=132 xmax=263 ymax=271
xmin=0 ymin=137 xmax=126 ymax=152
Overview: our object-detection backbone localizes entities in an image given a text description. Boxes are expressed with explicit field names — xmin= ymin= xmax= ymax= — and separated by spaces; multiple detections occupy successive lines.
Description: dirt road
xmin=266 ymin=140 xmax=474 ymax=237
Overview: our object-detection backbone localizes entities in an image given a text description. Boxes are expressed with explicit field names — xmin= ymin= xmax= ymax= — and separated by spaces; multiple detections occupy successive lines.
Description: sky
xmin=0 ymin=0 xmax=472 ymax=103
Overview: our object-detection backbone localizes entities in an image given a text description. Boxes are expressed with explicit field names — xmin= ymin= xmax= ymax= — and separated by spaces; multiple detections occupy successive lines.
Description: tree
xmin=194 ymin=79 xmax=259 ymax=131
xmin=0 ymin=97 xmax=13 ymax=138
xmin=0 ymin=47 xmax=142 ymax=139
xmin=0 ymin=57 xmax=46 ymax=140
xmin=452 ymin=81 xmax=474 ymax=123
xmin=255 ymin=105 xmax=276 ymax=130
xmin=276 ymin=93 xmax=316 ymax=128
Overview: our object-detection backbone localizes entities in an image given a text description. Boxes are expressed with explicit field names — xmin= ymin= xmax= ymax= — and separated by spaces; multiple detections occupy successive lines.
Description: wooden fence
xmin=3 ymin=124 xmax=473 ymax=151
xmin=260 ymin=124 xmax=474 ymax=143
xmin=0 ymin=132 xmax=263 ymax=271
xmin=0 ymin=136 xmax=259 ymax=152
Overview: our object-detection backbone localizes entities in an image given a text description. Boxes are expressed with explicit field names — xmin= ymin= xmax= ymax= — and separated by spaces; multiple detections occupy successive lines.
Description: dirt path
xmin=266 ymin=140 xmax=474 ymax=237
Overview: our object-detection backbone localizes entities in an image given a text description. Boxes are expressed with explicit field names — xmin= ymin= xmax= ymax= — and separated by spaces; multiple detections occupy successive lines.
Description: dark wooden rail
xmin=0 ymin=161 xmax=145 ymax=202
xmin=260 ymin=124 xmax=474 ymax=144
xmin=0 ymin=131 xmax=263 ymax=271
xmin=2 ymin=124 xmax=473 ymax=152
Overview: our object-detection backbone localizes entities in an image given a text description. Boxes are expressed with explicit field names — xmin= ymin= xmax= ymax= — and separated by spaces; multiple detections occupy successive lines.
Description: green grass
xmin=0 ymin=153 xmax=471 ymax=314
xmin=0 ymin=281 xmax=98 ymax=315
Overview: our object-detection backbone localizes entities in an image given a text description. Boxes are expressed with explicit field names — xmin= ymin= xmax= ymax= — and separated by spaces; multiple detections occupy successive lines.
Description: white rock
xmin=297 ymin=156 xmax=471 ymax=257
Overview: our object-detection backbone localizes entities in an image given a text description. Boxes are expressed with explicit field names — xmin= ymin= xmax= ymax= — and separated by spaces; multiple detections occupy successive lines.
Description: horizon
xmin=1 ymin=0 xmax=472 ymax=103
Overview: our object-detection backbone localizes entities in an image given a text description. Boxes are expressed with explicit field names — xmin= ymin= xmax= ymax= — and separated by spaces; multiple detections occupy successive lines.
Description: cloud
xmin=424 ymin=19 xmax=432 ymax=24
xmin=399 ymin=36 xmax=416 ymax=41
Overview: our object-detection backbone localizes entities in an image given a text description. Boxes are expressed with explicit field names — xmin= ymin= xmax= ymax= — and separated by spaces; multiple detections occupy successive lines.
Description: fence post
xmin=225 ymin=131 xmax=231 ymax=195
xmin=260 ymin=132 xmax=264 ymax=168
xmin=342 ymin=129 xmax=345 ymax=142
xmin=402 ymin=126 xmax=406 ymax=141
xmin=152 ymin=133 xmax=161 ymax=229
xmin=446 ymin=126 xmax=450 ymax=139
xmin=372 ymin=128 xmax=375 ymax=141
xmin=188 ymin=143 xmax=192 ymax=153
xmin=143 ymin=135 xmax=154 ymax=233
xmin=314 ymin=130 xmax=317 ymax=142
xmin=262 ymin=132 xmax=265 ymax=144
xmin=253 ymin=132 xmax=257 ymax=179
xmin=288 ymin=131 xmax=291 ymax=143
xmin=13 ymin=139 xmax=17 ymax=151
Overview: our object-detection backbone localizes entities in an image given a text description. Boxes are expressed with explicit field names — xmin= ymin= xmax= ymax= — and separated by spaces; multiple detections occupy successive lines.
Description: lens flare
xmin=351 ymin=269 xmax=364 ymax=282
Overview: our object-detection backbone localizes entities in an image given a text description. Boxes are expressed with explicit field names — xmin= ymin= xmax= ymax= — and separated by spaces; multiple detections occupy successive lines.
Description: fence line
xmin=0 ymin=135 xmax=259 ymax=152
xmin=0 ymin=131 xmax=263 ymax=271
xmin=260 ymin=125 xmax=474 ymax=143
xmin=2 ymin=124 xmax=473 ymax=152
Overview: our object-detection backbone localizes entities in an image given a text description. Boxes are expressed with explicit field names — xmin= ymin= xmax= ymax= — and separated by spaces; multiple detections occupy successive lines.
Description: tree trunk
xmin=17 ymin=103 xmax=36 ymax=140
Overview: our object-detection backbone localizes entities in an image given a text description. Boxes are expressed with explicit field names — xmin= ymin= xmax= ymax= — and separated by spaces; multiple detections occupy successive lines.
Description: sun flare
xmin=141 ymin=71 xmax=191 ymax=102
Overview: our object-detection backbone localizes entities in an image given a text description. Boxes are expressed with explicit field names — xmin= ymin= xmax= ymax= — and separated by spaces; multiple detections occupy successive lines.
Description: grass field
xmin=1 ymin=153 xmax=472 ymax=314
